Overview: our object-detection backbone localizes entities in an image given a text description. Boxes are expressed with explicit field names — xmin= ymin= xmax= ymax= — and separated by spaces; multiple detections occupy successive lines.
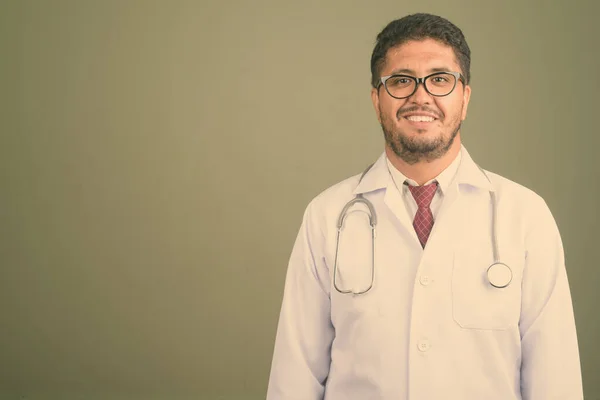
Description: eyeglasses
xmin=378 ymin=71 xmax=465 ymax=99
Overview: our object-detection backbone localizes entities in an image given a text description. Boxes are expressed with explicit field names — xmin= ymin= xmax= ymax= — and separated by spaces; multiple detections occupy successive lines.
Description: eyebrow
xmin=388 ymin=67 xmax=452 ymax=75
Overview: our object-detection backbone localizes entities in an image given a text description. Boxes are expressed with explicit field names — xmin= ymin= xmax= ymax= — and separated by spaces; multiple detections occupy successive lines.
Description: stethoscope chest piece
xmin=487 ymin=262 xmax=512 ymax=288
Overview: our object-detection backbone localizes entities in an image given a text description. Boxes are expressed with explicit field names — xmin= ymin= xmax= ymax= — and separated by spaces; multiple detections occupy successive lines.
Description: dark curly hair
xmin=370 ymin=13 xmax=471 ymax=88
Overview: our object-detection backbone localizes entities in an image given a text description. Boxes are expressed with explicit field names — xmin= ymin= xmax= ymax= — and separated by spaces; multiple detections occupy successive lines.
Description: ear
xmin=461 ymin=84 xmax=472 ymax=121
xmin=371 ymin=87 xmax=382 ymax=123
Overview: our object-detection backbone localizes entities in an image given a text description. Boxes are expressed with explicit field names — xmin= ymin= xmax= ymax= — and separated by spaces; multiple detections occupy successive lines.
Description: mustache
xmin=397 ymin=106 xmax=443 ymax=119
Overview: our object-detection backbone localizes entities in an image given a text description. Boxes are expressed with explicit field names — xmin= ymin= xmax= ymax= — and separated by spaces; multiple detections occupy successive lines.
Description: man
xmin=266 ymin=13 xmax=583 ymax=399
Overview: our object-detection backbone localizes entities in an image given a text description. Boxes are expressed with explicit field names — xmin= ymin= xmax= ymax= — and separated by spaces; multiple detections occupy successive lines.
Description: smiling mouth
xmin=404 ymin=115 xmax=436 ymax=122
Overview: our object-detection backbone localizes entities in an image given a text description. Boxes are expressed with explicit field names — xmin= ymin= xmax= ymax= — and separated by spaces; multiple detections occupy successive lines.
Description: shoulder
xmin=484 ymin=170 xmax=559 ymax=234
xmin=304 ymin=172 xmax=363 ymax=221
xmin=290 ymin=172 xmax=366 ymax=250
xmin=485 ymin=171 xmax=544 ymax=204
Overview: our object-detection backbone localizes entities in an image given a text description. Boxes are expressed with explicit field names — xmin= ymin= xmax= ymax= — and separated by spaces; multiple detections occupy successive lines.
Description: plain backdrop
xmin=1 ymin=0 xmax=599 ymax=399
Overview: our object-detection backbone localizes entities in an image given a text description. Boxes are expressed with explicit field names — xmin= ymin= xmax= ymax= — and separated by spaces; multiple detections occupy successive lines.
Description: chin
xmin=403 ymin=128 xmax=439 ymax=138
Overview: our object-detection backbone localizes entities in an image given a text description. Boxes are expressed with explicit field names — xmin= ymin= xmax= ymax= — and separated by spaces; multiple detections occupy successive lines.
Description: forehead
xmin=383 ymin=38 xmax=460 ymax=74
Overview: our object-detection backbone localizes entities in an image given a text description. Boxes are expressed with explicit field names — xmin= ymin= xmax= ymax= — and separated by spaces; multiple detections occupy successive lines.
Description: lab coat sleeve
xmin=519 ymin=197 xmax=584 ymax=399
xmin=266 ymin=200 xmax=334 ymax=400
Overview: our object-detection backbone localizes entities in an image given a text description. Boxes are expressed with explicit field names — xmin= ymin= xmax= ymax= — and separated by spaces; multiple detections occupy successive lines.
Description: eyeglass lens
xmin=385 ymin=73 xmax=457 ymax=98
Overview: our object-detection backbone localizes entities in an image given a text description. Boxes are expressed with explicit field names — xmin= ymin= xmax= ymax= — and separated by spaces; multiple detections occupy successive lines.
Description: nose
xmin=407 ymin=81 xmax=432 ymax=104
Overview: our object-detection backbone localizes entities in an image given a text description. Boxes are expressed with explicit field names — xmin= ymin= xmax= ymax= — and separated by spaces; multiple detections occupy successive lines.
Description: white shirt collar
xmin=385 ymin=147 xmax=462 ymax=194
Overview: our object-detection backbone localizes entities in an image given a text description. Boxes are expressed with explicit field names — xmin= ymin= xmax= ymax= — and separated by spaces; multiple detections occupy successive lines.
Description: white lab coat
xmin=266 ymin=145 xmax=583 ymax=400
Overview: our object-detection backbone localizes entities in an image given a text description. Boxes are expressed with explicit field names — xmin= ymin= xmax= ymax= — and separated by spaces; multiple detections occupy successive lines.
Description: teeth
xmin=406 ymin=116 xmax=434 ymax=122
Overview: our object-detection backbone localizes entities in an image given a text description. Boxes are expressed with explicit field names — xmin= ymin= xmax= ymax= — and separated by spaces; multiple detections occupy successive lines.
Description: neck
xmin=386 ymin=139 xmax=461 ymax=185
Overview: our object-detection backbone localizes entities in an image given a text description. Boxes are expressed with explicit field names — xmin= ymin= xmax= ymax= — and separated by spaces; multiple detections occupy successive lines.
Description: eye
xmin=386 ymin=76 xmax=413 ymax=87
xmin=427 ymin=73 xmax=455 ymax=88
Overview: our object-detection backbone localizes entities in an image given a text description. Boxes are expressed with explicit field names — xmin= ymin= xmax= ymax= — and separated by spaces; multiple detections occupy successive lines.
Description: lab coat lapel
xmin=383 ymin=181 xmax=421 ymax=247
xmin=352 ymin=153 xmax=421 ymax=246
xmin=424 ymin=175 xmax=461 ymax=252
xmin=424 ymin=145 xmax=495 ymax=253
xmin=353 ymin=146 xmax=493 ymax=251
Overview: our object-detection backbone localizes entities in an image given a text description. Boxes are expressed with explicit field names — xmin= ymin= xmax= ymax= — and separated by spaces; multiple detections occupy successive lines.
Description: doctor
xmin=266 ymin=13 xmax=583 ymax=400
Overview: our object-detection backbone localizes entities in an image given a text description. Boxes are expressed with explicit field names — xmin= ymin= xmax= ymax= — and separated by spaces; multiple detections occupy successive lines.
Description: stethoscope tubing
xmin=332 ymin=162 xmax=512 ymax=294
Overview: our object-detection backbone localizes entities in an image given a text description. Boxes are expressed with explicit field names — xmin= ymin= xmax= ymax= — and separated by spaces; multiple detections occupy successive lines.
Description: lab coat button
xmin=420 ymin=275 xmax=431 ymax=286
xmin=417 ymin=340 xmax=430 ymax=352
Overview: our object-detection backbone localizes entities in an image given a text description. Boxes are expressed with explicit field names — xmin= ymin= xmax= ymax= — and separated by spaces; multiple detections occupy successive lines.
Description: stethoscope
xmin=332 ymin=162 xmax=513 ymax=295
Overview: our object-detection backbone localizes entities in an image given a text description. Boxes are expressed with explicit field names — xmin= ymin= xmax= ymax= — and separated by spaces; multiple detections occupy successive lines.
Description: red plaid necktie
xmin=408 ymin=181 xmax=438 ymax=248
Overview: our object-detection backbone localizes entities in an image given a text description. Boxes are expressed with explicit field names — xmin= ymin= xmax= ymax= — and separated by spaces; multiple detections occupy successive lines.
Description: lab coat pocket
xmin=451 ymin=248 xmax=523 ymax=330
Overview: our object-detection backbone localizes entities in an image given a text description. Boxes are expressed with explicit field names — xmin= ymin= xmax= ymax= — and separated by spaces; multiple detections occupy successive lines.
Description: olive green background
xmin=1 ymin=0 xmax=598 ymax=399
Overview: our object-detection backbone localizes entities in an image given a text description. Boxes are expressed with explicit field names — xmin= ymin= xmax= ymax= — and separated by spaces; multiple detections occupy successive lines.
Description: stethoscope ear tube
xmin=333 ymin=212 xmax=376 ymax=295
xmin=337 ymin=194 xmax=377 ymax=230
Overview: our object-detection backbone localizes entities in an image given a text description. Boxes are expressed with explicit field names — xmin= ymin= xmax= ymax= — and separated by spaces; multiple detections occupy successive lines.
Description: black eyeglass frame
xmin=377 ymin=71 xmax=466 ymax=99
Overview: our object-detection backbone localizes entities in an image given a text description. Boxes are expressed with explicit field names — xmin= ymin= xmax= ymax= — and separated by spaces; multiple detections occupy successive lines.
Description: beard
xmin=380 ymin=106 xmax=462 ymax=165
